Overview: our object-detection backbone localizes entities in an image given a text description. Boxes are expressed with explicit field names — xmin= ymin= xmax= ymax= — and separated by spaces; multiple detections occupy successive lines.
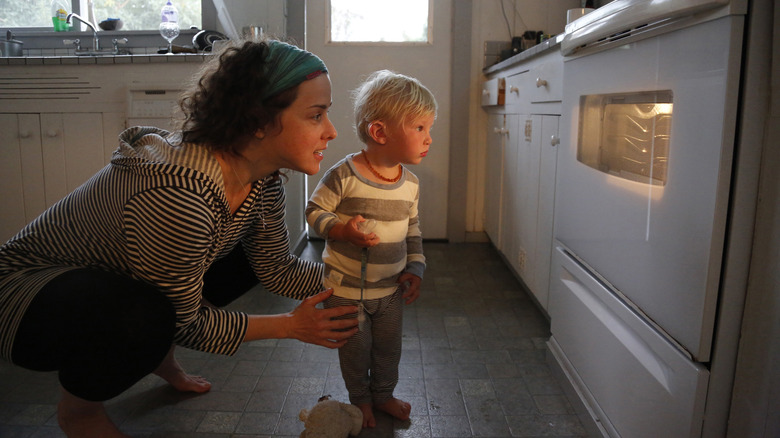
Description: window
xmin=577 ymin=91 xmax=673 ymax=186
xmin=3 ymin=0 xmax=201 ymax=31
xmin=329 ymin=0 xmax=430 ymax=43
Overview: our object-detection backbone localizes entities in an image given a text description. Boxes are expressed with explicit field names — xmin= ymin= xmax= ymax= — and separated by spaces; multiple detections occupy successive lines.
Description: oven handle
xmin=561 ymin=0 xmax=730 ymax=55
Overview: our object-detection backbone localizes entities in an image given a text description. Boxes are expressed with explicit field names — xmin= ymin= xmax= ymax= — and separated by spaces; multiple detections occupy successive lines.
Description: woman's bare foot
xmin=58 ymin=388 xmax=130 ymax=438
xmin=376 ymin=397 xmax=411 ymax=421
xmin=357 ymin=402 xmax=376 ymax=428
xmin=153 ymin=346 xmax=211 ymax=393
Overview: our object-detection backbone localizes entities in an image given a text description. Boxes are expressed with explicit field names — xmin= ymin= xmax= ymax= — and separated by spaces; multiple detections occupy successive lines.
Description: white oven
xmin=547 ymin=0 xmax=747 ymax=436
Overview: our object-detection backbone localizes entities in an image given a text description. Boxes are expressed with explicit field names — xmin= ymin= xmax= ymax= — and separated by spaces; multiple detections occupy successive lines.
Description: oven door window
xmin=578 ymin=91 xmax=672 ymax=186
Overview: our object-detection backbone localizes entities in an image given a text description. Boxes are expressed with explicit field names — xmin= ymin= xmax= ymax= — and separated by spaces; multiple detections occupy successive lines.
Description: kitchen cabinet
xmin=482 ymin=46 xmax=562 ymax=311
xmin=498 ymin=113 xmax=559 ymax=309
xmin=0 ymin=61 xmax=204 ymax=244
xmin=484 ymin=113 xmax=506 ymax=247
xmin=0 ymin=112 xmax=124 ymax=242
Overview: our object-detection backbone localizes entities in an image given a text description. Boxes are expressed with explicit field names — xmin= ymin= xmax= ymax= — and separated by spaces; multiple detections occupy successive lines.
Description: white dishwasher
xmin=126 ymin=86 xmax=183 ymax=131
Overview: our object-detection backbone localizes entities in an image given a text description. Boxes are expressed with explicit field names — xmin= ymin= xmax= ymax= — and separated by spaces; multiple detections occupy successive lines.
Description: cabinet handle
xmin=509 ymin=86 xmax=519 ymax=94
xmin=20 ymin=130 xmax=32 ymax=139
xmin=46 ymin=130 xmax=58 ymax=138
xmin=536 ymin=77 xmax=548 ymax=88
xmin=550 ymin=135 xmax=560 ymax=146
xmin=482 ymin=89 xmax=490 ymax=96
xmin=493 ymin=127 xmax=508 ymax=135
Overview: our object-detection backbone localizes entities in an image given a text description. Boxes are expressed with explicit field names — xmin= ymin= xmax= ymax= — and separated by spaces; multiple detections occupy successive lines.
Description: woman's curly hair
xmin=176 ymin=38 xmax=299 ymax=157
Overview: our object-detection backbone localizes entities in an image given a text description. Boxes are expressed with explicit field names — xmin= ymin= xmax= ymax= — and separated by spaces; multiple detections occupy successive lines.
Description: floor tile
xmin=0 ymin=242 xmax=588 ymax=437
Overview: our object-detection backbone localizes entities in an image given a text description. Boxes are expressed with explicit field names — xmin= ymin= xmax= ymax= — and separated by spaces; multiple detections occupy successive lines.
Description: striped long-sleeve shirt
xmin=306 ymin=153 xmax=425 ymax=301
xmin=0 ymin=126 xmax=323 ymax=361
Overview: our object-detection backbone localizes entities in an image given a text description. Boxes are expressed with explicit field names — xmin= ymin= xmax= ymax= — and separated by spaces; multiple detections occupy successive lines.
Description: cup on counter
xmin=567 ymin=8 xmax=594 ymax=24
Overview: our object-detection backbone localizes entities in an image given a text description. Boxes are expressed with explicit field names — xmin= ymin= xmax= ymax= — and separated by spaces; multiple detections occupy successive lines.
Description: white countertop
xmin=482 ymin=33 xmax=564 ymax=76
xmin=0 ymin=52 xmax=208 ymax=66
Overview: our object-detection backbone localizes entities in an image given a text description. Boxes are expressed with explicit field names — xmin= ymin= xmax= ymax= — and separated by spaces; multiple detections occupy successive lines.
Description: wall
xmin=215 ymin=0 xmax=287 ymax=38
xmin=728 ymin=3 xmax=780 ymax=436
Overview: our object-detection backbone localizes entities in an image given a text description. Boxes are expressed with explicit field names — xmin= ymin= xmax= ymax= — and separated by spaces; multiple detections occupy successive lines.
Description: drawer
xmin=527 ymin=59 xmax=563 ymax=103
xmin=504 ymin=71 xmax=528 ymax=107
xmin=481 ymin=77 xmax=505 ymax=106
xmin=548 ymin=246 xmax=709 ymax=438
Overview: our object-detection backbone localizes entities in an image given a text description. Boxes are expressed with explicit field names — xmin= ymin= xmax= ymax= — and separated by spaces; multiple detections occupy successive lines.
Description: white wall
xmin=727 ymin=4 xmax=780 ymax=436
xmin=216 ymin=0 xmax=287 ymax=38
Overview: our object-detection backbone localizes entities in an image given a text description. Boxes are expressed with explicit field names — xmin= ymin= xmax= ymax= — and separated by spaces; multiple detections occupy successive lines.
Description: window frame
xmin=326 ymin=0 xmax=433 ymax=46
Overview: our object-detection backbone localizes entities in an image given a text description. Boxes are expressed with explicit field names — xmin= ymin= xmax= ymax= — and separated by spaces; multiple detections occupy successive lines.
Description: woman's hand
xmin=244 ymin=289 xmax=357 ymax=348
xmin=285 ymin=289 xmax=359 ymax=348
xmin=398 ymin=273 xmax=421 ymax=305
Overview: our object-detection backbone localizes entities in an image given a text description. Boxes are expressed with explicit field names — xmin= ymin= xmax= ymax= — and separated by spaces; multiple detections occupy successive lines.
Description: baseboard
xmin=464 ymin=231 xmax=489 ymax=243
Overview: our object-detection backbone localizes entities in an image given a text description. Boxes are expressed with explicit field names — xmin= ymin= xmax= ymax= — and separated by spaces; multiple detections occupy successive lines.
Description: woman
xmin=0 ymin=38 xmax=356 ymax=437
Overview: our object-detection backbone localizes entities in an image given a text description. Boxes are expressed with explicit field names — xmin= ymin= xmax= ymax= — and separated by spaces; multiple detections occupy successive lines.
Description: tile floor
xmin=0 ymin=241 xmax=587 ymax=437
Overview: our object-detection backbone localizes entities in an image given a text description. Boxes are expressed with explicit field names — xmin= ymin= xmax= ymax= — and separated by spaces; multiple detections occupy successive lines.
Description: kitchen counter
xmin=0 ymin=52 xmax=208 ymax=66
xmin=482 ymin=33 xmax=564 ymax=75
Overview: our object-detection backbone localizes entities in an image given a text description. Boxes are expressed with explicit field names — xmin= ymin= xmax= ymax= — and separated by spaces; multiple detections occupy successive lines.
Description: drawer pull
xmin=509 ymin=86 xmax=520 ymax=94
xmin=482 ymin=89 xmax=490 ymax=96
xmin=536 ymin=77 xmax=548 ymax=88
xmin=20 ymin=130 xmax=32 ymax=139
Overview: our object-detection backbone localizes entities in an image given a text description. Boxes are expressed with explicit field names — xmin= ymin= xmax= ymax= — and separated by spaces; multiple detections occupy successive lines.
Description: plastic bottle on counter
xmin=51 ymin=0 xmax=70 ymax=31
xmin=161 ymin=0 xmax=179 ymax=24
xmin=159 ymin=0 xmax=180 ymax=53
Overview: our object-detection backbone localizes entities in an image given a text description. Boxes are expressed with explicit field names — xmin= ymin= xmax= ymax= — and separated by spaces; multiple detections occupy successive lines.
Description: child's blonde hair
xmin=352 ymin=70 xmax=438 ymax=144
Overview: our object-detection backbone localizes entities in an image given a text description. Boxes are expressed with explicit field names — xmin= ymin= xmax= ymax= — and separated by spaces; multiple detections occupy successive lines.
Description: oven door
xmin=554 ymin=15 xmax=743 ymax=362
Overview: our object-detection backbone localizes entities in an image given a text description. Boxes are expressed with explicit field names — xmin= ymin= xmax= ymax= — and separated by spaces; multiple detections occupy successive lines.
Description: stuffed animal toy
xmin=299 ymin=395 xmax=363 ymax=438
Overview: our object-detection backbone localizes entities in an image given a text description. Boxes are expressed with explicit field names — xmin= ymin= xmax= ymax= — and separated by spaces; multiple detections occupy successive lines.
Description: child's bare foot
xmin=153 ymin=346 xmax=211 ymax=393
xmin=376 ymin=397 xmax=411 ymax=421
xmin=357 ymin=402 xmax=376 ymax=428
xmin=58 ymin=388 xmax=130 ymax=438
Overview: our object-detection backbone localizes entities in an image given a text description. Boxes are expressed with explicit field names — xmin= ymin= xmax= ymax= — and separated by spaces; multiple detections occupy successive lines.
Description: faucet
xmin=66 ymin=13 xmax=99 ymax=51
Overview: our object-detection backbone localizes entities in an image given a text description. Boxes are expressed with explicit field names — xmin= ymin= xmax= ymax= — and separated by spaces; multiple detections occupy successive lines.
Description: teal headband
xmin=261 ymin=41 xmax=328 ymax=100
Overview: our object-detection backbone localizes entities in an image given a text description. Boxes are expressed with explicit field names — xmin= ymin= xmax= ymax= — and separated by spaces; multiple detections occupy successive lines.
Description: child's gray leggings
xmin=325 ymin=288 xmax=404 ymax=405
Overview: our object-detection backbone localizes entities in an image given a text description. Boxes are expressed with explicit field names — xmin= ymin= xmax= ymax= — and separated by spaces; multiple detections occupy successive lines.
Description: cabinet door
xmin=18 ymin=115 xmax=47 ymax=221
xmin=0 ymin=114 xmax=29 ymax=242
xmin=0 ymin=114 xmax=48 ymax=242
xmin=484 ymin=113 xmax=505 ymax=247
xmin=534 ymin=115 xmax=560 ymax=309
xmin=501 ymin=114 xmax=521 ymax=268
xmin=513 ymin=116 xmax=541 ymax=286
xmin=40 ymin=113 xmax=106 ymax=206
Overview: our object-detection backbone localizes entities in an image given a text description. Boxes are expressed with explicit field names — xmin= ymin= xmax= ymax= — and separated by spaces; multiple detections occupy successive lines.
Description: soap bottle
xmin=51 ymin=0 xmax=70 ymax=31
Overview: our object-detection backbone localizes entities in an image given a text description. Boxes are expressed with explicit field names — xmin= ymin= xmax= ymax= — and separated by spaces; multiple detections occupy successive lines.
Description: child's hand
xmin=398 ymin=273 xmax=421 ymax=304
xmin=346 ymin=215 xmax=379 ymax=248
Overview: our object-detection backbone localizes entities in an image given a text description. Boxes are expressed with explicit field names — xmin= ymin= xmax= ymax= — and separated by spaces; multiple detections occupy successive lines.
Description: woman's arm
xmin=244 ymin=181 xmax=324 ymax=299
